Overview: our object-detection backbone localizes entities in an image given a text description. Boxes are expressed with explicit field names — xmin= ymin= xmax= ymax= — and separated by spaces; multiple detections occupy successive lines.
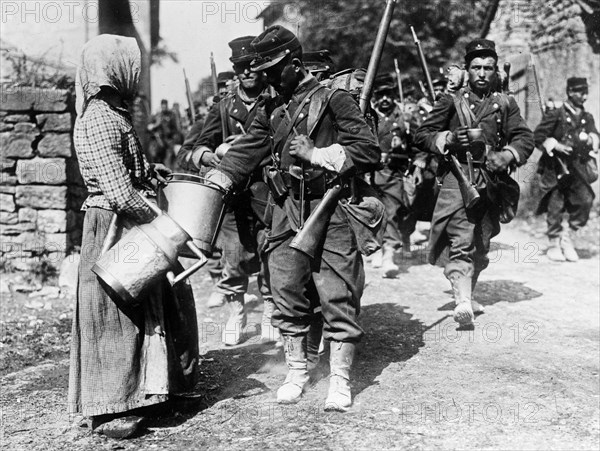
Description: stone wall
xmin=488 ymin=0 xmax=600 ymax=123
xmin=487 ymin=0 xmax=600 ymax=213
xmin=0 ymin=87 xmax=86 ymax=271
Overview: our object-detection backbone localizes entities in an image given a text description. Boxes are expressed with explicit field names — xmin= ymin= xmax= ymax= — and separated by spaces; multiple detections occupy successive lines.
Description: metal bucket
xmin=158 ymin=173 xmax=226 ymax=255
xmin=92 ymin=203 xmax=208 ymax=306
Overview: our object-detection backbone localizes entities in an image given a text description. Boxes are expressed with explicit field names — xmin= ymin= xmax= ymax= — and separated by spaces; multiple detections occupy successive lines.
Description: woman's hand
xmin=151 ymin=163 xmax=172 ymax=185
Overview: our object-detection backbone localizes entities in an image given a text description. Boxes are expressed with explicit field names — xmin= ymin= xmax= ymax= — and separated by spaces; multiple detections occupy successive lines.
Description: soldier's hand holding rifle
xmin=289 ymin=135 xmax=315 ymax=163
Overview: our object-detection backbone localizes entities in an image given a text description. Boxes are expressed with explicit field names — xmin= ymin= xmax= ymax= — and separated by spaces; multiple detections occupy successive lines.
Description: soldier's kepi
xmin=414 ymin=38 xmax=534 ymax=327
xmin=205 ymin=25 xmax=381 ymax=411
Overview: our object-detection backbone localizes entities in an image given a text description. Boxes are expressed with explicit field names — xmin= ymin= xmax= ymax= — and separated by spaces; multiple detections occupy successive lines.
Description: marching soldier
xmin=371 ymin=74 xmax=429 ymax=277
xmin=176 ymin=36 xmax=279 ymax=346
xmin=414 ymin=39 xmax=534 ymax=327
xmin=534 ymin=77 xmax=599 ymax=262
xmin=206 ymin=25 xmax=381 ymax=411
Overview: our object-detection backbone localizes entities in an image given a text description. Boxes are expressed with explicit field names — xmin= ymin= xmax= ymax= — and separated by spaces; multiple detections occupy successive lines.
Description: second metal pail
xmin=158 ymin=173 xmax=226 ymax=255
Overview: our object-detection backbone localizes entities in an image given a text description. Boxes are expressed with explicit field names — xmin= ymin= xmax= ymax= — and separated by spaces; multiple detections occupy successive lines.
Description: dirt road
xmin=1 ymin=217 xmax=599 ymax=450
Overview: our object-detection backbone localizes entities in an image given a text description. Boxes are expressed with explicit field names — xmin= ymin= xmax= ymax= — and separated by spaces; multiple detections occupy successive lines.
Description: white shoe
xmin=207 ymin=290 xmax=227 ymax=308
xmin=560 ymin=231 xmax=579 ymax=262
xmin=221 ymin=295 xmax=247 ymax=346
xmin=370 ymin=249 xmax=383 ymax=268
xmin=453 ymin=301 xmax=475 ymax=326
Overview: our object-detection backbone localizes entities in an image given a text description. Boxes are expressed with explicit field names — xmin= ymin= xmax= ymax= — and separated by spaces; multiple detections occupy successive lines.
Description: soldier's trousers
xmin=429 ymin=184 xmax=500 ymax=283
xmin=267 ymin=209 xmax=365 ymax=343
xmin=545 ymin=176 xmax=594 ymax=238
xmin=215 ymin=206 xmax=265 ymax=297
xmin=374 ymin=168 xmax=416 ymax=248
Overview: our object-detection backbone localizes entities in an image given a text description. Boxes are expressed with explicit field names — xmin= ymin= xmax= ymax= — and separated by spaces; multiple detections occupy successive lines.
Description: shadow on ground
xmin=352 ymin=303 xmax=426 ymax=397
xmin=438 ymin=279 xmax=543 ymax=312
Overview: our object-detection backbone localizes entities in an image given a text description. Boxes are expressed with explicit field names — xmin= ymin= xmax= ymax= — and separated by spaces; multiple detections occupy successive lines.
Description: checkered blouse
xmin=74 ymin=98 xmax=155 ymax=222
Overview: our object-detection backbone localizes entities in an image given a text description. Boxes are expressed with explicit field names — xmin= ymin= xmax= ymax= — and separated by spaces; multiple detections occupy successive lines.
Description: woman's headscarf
xmin=75 ymin=34 xmax=141 ymax=115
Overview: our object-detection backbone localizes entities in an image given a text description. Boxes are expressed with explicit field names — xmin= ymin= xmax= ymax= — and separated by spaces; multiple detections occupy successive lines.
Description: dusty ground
xmin=1 ymin=215 xmax=599 ymax=450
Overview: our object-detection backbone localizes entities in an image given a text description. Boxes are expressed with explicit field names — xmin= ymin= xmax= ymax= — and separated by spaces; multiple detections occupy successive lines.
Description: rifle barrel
xmin=359 ymin=0 xmax=398 ymax=114
xmin=210 ymin=52 xmax=218 ymax=95
xmin=183 ymin=68 xmax=196 ymax=124
xmin=530 ymin=55 xmax=544 ymax=114
xmin=410 ymin=26 xmax=436 ymax=101
xmin=394 ymin=58 xmax=404 ymax=104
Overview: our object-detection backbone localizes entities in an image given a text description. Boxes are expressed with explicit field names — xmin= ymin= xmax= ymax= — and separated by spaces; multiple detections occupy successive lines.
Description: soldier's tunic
xmin=176 ymin=88 xmax=270 ymax=297
xmin=414 ymin=87 xmax=533 ymax=279
xmin=534 ymin=101 xmax=599 ymax=238
xmin=374 ymin=103 xmax=427 ymax=248
xmin=215 ymin=76 xmax=380 ymax=342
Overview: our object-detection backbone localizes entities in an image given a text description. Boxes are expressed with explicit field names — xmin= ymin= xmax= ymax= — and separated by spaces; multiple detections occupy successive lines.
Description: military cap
xmin=303 ymin=50 xmax=335 ymax=74
xmin=217 ymin=71 xmax=235 ymax=85
xmin=229 ymin=36 xmax=256 ymax=64
xmin=465 ymin=39 xmax=497 ymax=62
xmin=567 ymin=77 xmax=588 ymax=91
xmin=250 ymin=25 xmax=301 ymax=71
xmin=432 ymin=76 xmax=447 ymax=88
xmin=373 ymin=73 xmax=397 ymax=94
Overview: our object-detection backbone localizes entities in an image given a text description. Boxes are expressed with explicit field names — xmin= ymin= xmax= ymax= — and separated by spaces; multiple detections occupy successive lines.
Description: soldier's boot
xmin=260 ymin=299 xmax=281 ymax=343
xmin=560 ymin=230 xmax=579 ymax=262
xmin=449 ymin=274 xmax=475 ymax=326
xmin=207 ymin=290 xmax=227 ymax=308
xmin=370 ymin=249 xmax=383 ymax=268
xmin=547 ymin=237 xmax=566 ymax=262
xmin=381 ymin=244 xmax=400 ymax=278
xmin=277 ymin=335 xmax=309 ymax=404
xmin=471 ymin=274 xmax=484 ymax=315
xmin=306 ymin=315 xmax=324 ymax=372
xmin=221 ymin=293 xmax=247 ymax=346
xmin=324 ymin=341 xmax=355 ymax=412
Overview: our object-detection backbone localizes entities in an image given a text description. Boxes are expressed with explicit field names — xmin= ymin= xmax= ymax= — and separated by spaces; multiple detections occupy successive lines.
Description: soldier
xmin=176 ymin=36 xmax=279 ymax=346
xmin=414 ymin=39 xmax=534 ymax=327
xmin=432 ymin=76 xmax=448 ymax=100
xmin=371 ymin=74 xmax=429 ymax=277
xmin=206 ymin=25 xmax=381 ymax=411
xmin=534 ymin=77 xmax=599 ymax=262
xmin=217 ymin=71 xmax=236 ymax=98
xmin=147 ymin=99 xmax=180 ymax=167
xmin=303 ymin=49 xmax=336 ymax=82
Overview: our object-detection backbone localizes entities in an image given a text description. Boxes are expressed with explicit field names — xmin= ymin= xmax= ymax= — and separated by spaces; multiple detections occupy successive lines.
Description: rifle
xmin=410 ymin=26 xmax=436 ymax=101
xmin=530 ymin=55 xmax=569 ymax=179
xmin=359 ymin=0 xmax=398 ymax=114
xmin=183 ymin=68 xmax=196 ymax=124
xmin=502 ymin=62 xmax=511 ymax=94
xmin=394 ymin=58 xmax=405 ymax=105
xmin=210 ymin=52 xmax=218 ymax=98
xmin=289 ymin=184 xmax=343 ymax=258
xmin=291 ymin=0 xmax=397 ymax=258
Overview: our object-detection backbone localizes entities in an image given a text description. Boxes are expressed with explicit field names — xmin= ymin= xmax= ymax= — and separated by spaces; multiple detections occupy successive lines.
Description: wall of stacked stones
xmin=0 ymin=87 xmax=86 ymax=271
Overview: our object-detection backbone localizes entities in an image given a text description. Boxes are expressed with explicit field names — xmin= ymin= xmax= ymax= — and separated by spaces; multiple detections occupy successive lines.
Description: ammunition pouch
xmin=481 ymin=169 xmax=520 ymax=224
xmin=264 ymin=166 xmax=288 ymax=201
xmin=386 ymin=153 xmax=411 ymax=171
xmin=283 ymin=169 xmax=328 ymax=199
